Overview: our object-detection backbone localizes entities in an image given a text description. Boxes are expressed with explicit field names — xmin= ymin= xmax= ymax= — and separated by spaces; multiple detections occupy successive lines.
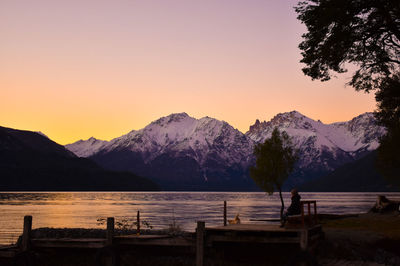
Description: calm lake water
xmin=1 ymin=191 xmax=400 ymax=245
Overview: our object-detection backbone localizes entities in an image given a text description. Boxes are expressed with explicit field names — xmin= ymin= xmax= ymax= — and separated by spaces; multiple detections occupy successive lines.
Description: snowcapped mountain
xmin=247 ymin=111 xmax=384 ymax=162
xmin=68 ymin=113 xmax=254 ymax=167
xmin=105 ymin=113 xmax=253 ymax=166
xmin=66 ymin=137 xmax=108 ymax=157
xmin=66 ymin=111 xmax=385 ymax=190
xmin=66 ymin=113 xmax=255 ymax=190
xmin=246 ymin=111 xmax=385 ymax=187
xmin=247 ymin=111 xmax=383 ymax=151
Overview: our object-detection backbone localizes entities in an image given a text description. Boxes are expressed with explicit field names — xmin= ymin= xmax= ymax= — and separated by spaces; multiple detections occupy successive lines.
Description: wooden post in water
xmin=223 ymin=201 xmax=227 ymax=226
xmin=22 ymin=215 xmax=32 ymax=251
xmin=196 ymin=221 xmax=205 ymax=266
xmin=106 ymin=217 xmax=114 ymax=245
xmin=314 ymin=202 xmax=318 ymax=225
xmin=137 ymin=211 xmax=140 ymax=236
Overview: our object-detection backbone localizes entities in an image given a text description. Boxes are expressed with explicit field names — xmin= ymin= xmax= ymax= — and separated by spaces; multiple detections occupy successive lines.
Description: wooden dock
xmin=0 ymin=218 xmax=323 ymax=266
xmin=0 ymin=201 xmax=324 ymax=265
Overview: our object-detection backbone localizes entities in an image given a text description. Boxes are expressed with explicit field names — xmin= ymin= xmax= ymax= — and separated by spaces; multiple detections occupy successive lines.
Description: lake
xmin=1 ymin=191 xmax=399 ymax=245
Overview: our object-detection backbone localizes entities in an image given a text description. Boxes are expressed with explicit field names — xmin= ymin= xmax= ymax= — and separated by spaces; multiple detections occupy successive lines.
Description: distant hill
xmin=0 ymin=126 xmax=159 ymax=191
xmin=299 ymin=151 xmax=397 ymax=192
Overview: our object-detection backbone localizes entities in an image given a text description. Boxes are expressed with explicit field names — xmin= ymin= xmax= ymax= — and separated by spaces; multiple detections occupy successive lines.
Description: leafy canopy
xmin=296 ymin=0 xmax=400 ymax=188
xmin=375 ymin=74 xmax=400 ymax=130
xmin=375 ymin=75 xmax=400 ymax=186
xmin=295 ymin=0 xmax=400 ymax=92
xmin=250 ymin=128 xmax=297 ymax=194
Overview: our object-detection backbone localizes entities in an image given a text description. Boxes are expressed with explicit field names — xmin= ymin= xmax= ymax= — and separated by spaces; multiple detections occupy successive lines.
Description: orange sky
xmin=0 ymin=0 xmax=376 ymax=145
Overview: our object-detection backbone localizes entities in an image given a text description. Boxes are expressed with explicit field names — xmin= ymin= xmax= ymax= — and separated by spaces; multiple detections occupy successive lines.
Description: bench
xmin=287 ymin=200 xmax=318 ymax=228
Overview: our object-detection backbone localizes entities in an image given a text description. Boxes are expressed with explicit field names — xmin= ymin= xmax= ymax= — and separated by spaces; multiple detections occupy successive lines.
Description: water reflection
xmin=0 ymin=192 xmax=399 ymax=245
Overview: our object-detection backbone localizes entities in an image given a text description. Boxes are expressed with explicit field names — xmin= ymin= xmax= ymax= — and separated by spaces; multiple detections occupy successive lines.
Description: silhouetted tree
xmin=295 ymin=0 xmax=400 ymax=92
xmin=295 ymin=0 xmax=400 ymax=187
xmin=375 ymin=75 xmax=400 ymax=187
xmin=250 ymin=128 xmax=298 ymax=219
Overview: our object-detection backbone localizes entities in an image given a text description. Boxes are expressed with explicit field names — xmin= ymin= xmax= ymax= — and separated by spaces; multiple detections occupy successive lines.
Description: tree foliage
xmin=295 ymin=0 xmax=400 ymax=188
xmin=375 ymin=74 xmax=400 ymax=129
xmin=375 ymin=75 xmax=400 ymax=187
xmin=295 ymin=0 xmax=400 ymax=92
xmin=250 ymin=128 xmax=297 ymax=218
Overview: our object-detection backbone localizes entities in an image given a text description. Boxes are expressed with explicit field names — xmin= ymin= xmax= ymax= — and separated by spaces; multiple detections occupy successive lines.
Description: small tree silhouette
xmin=250 ymin=128 xmax=298 ymax=219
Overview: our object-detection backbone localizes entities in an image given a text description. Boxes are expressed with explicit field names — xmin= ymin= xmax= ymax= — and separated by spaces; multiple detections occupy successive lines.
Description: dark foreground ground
xmin=1 ymin=212 xmax=399 ymax=266
xmin=316 ymin=211 xmax=400 ymax=266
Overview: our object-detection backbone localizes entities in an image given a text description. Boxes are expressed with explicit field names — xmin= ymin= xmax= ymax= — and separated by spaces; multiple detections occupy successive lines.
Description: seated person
xmin=280 ymin=188 xmax=301 ymax=227
xmin=371 ymin=195 xmax=399 ymax=213
xmin=376 ymin=195 xmax=390 ymax=211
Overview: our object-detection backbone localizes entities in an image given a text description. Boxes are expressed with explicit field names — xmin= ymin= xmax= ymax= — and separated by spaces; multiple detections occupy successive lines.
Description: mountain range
xmin=66 ymin=111 xmax=386 ymax=191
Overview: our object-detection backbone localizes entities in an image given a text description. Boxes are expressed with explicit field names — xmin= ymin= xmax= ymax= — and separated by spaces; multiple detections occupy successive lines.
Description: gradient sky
xmin=1 ymin=0 xmax=376 ymax=145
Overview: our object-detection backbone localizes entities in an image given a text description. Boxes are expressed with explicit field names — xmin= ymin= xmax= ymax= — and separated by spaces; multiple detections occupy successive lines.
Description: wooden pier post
xmin=22 ymin=215 xmax=32 ymax=251
xmin=300 ymin=229 xmax=308 ymax=251
xmin=223 ymin=201 xmax=227 ymax=226
xmin=314 ymin=202 xmax=318 ymax=225
xmin=106 ymin=217 xmax=114 ymax=245
xmin=137 ymin=211 xmax=140 ymax=236
xmin=196 ymin=221 xmax=205 ymax=266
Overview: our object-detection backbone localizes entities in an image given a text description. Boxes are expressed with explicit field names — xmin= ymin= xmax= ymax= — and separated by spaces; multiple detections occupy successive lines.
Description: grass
xmin=321 ymin=212 xmax=400 ymax=239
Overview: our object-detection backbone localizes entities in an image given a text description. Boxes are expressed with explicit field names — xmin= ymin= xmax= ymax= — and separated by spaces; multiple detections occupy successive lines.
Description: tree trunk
xmin=278 ymin=187 xmax=285 ymax=220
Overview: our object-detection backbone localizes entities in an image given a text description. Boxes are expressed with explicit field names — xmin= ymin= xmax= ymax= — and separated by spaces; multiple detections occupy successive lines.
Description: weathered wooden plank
xmin=32 ymin=238 xmax=106 ymax=249
xmin=115 ymin=236 xmax=193 ymax=247
xmin=207 ymin=235 xmax=300 ymax=244
xmin=209 ymin=223 xmax=321 ymax=232
xmin=208 ymin=224 xmax=301 ymax=233
xmin=249 ymin=219 xmax=281 ymax=222
xmin=115 ymin=234 xmax=171 ymax=240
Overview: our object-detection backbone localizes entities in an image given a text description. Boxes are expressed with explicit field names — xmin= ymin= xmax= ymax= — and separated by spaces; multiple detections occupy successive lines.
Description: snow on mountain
xmin=67 ymin=113 xmax=254 ymax=167
xmin=246 ymin=111 xmax=385 ymax=170
xmin=65 ymin=111 xmax=385 ymax=189
xmin=330 ymin=112 xmax=386 ymax=151
xmin=65 ymin=137 xmax=108 ymax=157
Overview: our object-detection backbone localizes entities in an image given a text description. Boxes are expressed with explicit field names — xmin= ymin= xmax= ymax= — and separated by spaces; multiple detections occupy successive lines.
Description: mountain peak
xmin=274 ymin=110 xmax=306 ymax=120
xmin=166 ymin=112 xmax=190 ymax=120
xmin=151 ymin=112 xmax=191 ymax=126
xmin=352 ymin=112 xmax=375 ymax=121
xmin=249 ymin=119 xmax=266 ymax=132
xmin=65 ymin=137 xmax=108 ymax=157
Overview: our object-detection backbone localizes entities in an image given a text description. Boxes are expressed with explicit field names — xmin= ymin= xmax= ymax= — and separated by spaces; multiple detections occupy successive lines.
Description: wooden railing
xmin=300 ymin=200 xmax=318 ymax=227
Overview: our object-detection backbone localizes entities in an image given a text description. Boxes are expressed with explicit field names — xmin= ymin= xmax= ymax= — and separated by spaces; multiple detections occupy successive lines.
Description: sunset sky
xmin=1 ymin=0 xmax=376 ymax=145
